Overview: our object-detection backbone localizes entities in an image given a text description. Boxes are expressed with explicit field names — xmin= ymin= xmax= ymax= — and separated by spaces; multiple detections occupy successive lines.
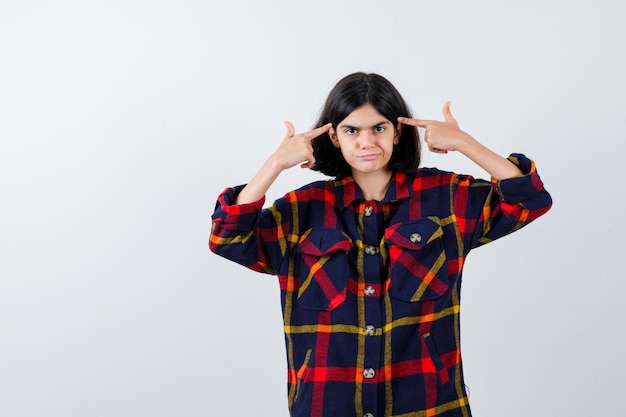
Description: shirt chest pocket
xmin=384 ymin=218 xmax=449 ymax=302
xmin=295 ymin=228 xmax=352 ymax=311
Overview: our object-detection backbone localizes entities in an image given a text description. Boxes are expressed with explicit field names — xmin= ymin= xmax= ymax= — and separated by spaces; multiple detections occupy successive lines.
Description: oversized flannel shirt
xmin=209 ymin=154 xmax=552 ymax=417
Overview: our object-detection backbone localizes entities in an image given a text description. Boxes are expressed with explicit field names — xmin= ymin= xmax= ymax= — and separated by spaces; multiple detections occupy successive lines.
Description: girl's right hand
xmin=234 ymin=122 xmax=332 ymax=205
xmin=271 ymin=122 xmax=332 ymax=170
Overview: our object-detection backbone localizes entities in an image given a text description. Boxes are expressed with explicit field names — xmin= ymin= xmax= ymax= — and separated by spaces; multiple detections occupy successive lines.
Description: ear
xmin=394 ymin=123 xmax=402 ymax=145
xmin=329 ymin=127 xmax=340 ymax=148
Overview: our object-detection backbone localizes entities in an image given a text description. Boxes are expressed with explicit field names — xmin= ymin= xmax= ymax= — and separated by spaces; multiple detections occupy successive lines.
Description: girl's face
xmin=329 ymin=103 xmax=400 ymax=178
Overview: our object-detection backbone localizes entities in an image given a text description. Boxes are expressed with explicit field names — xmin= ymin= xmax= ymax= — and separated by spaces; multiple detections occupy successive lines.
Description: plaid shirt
xmin=210 ymin=154 xmax=551 ymax=417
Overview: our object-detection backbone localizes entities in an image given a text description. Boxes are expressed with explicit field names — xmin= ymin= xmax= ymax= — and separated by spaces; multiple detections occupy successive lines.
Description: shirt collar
xmin=334 ymin=171 xmax=413 ymax=210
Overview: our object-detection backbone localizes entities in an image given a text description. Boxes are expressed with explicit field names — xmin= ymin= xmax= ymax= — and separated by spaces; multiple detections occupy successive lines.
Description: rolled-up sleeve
xmin=459 ymin=153 xmax=552 ymax=251
xmin=211 ymin=185 xmax=265 ymax=231
xmin=209 ymin=185 xmax=279 ymax=275
xmin=492 ymin=153 xmax=551 ymax=211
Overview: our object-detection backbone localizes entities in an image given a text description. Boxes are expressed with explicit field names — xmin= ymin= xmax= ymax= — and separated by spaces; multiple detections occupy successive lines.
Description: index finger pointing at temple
xmin=397 ymin=117 xmax=434 ymax=128
xmin=303 ymin=123 xmax=333 ymax=141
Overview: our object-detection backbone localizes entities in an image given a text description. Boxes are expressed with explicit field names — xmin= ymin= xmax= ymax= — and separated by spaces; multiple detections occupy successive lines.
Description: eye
xmin=374 ymin=125 xmax=386 ymax=133
xmin=345 ymin=128 xmax=358 ymax=135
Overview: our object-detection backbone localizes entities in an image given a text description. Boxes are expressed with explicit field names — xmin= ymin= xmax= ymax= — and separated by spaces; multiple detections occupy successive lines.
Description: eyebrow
xmin=339 ymin=121 xmax=392 ymax=130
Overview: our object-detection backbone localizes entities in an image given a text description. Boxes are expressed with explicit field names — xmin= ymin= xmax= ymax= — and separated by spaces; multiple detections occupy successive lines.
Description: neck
xmin=353 ymin=170 xmax=393 ymax=201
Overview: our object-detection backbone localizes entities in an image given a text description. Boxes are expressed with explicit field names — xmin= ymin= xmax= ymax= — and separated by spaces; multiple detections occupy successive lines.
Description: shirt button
xmin=363 ymin=368 xmax=375 ymax=379
xmin=365 ymin=245 xmax=376 ymax=255
xmin=363 ymin=286 xmax=376 ymax=296
xmin=364 ymin=414 xmax=375 ymax=417
xmin=364 ymin=206 xmax=374 ymax=216
xmin=364 ymin=325 xmax=376 ymax=336
xmin=410 ymin=233 xmax=422 ymax=243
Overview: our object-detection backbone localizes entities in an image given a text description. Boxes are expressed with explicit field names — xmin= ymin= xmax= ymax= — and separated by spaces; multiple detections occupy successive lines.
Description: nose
xmin=358 ymin=131 xmax=375 ymax=148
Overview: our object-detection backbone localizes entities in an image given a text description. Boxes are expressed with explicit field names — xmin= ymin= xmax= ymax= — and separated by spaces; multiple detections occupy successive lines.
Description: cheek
xmin=339 ymin=146 xmax=353 ymax=159
xmin=339 ymin=145 xmax=358 ymax=162
xmin=337 ymin=137 xmax=355 ymax=151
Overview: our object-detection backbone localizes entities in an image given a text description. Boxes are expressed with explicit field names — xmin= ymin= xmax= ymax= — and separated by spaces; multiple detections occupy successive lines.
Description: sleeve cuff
xmin=211 ymin=185 xmax=266 ymax=230
xmin=491 ymin=153 xmax=546 ymax=205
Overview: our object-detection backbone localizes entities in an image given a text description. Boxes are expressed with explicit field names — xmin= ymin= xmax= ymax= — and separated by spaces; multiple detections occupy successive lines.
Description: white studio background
xmin=1 ymin=1 xmax=624 ymax=416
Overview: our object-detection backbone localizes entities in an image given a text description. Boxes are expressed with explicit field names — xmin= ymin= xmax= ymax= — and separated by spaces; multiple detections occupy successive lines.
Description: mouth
xmin=358 ymin=153 xmax=381 ymax=161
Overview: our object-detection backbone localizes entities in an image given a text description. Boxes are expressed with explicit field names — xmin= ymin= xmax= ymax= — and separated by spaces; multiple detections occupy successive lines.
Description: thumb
xmin=284 ymin=121 xmax=295 ymax=137
xmin=442 ymin=101 xmax=457 ymax=124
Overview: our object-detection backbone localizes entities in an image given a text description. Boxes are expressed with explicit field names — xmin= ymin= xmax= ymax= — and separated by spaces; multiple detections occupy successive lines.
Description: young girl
xmin=210 ymin=72 xmax=552 ymax=417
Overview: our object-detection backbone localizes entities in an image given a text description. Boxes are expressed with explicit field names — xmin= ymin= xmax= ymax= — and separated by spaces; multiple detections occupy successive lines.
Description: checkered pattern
xmin=210 ymin=153 xmax=551 ymax=417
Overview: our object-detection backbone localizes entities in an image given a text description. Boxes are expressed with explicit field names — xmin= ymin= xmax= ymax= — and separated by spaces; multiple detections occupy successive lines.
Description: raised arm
xmin=235 ymin=122 xmax=332 ymax=204
xmin=398 ymin=102 xmax=522 ymax=180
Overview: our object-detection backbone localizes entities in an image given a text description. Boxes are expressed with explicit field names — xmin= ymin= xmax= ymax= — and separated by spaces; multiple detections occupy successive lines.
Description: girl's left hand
xmin=398 ymin=101 xmax=473 ymax=154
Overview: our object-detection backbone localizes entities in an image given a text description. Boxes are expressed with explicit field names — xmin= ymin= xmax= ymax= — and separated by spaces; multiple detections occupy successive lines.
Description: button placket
xmin=360 ymin=202 xmax=383 ymax=417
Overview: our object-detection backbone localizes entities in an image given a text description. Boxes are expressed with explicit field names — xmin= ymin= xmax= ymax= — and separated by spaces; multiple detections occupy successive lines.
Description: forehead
xmin=339 ymin=103 xmax=391 ymax=127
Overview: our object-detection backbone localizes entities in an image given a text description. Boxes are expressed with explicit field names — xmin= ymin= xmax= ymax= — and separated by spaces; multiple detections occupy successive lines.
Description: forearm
xmin=235 ymin=156 xmax=283 ymax=205
xmin=457 ymin=136 xmax=523 ymax=180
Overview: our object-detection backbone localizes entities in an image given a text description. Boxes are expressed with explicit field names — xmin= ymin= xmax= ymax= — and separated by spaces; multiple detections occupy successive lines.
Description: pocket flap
xmin=297 ymin=228 xmax=351 ymax=256
xmin=384 ymin=218 xmax=443 ymax=250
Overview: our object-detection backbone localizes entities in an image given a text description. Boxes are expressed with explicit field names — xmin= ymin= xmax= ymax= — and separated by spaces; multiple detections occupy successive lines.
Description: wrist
xmin=266 ymin=153 xmax=288 ymax=174
xmin=455 ymin=133 xmax=480 ymax=155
